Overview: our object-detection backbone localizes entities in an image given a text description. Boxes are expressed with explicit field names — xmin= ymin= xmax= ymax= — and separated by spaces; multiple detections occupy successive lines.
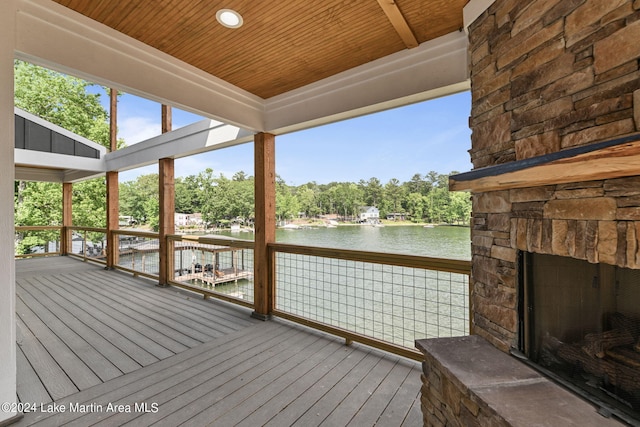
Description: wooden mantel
xmin=450 ymin=134 xmax=640 ymax=192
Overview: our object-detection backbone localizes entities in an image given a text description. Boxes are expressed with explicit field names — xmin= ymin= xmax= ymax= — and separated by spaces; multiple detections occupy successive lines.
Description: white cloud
xmin=118 ymin=116 xmax=161 ymax=145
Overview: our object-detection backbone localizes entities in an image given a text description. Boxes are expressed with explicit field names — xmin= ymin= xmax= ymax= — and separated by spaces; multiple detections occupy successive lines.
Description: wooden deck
xmin=14 ymin=257 xmax=422 ymax=426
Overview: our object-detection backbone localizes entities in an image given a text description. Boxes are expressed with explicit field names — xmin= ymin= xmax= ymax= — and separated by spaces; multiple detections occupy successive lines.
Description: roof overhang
xmin=105 ymin=120 xmax=254 ymax=173
xmin=15 ymin=0 xmax=470 ymax=136
xmin=14 ymin=107 xmax=254 ymax=182
xmin=14 ymin=107 xmax=106 ymax=182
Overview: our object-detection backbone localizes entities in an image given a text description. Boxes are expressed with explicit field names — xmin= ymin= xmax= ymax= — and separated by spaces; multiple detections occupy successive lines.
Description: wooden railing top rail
xmin=167 ymin=234 xmax=255 ymax=249
xmin=112 ymin=229 xmax=159 ymax=239
xmin=15 ymin=225 xmax=62 ymax=231
xmin=68 ymin=226 xmax=108 ymax=233
xmin=269 ymin=242 xmax=472 ymax=275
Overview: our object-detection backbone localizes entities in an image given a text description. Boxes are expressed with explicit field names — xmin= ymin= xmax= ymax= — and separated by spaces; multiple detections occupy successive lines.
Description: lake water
xmin=176 ymin=224 xmax=472 ymax=348
xmin=219 ymin=225 xmax=471 ymax=260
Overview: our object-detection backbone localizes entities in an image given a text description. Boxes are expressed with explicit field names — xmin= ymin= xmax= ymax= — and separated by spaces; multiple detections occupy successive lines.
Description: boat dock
xmin=175 ymin=268 xmax=253 ymax=286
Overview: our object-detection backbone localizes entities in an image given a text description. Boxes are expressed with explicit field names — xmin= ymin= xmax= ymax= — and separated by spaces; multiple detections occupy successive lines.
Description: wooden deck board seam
xmin=18 ymin=280 xmax=131 ymax=381
xmin=45 ymin=273 xmax=199 ymax=350
xmin=20 ymin=277 xmax=153 ymax=370
xmin=15 ymin=317 xmax=79 ymax=401
xmin=290 ymin=351 xmax=385 ymax=426
xmin=82 ymin=269 xmax=256 ymax=330
xmin=235 ymin=340 xmax=361 ymax=426
xmin=17 ymin=322 xmax=286 ymax=427
xmin=77 ymin=270 xmax=246 ymax=332
xmin=199 ymin=338 xmax=351 ymax=426
xmin=27 ymin=274 xmax=183 ymax=357
xmin=15 ymin=296 xmax=104 ymax=390
xmin=63 ymin=272 xmax=217 ymax=343
xmin=141 ymin=328 xmax=328 ymax=426
xmin=262 ymin=347 xmax=375 ymax=427
xmin=86 ymin=325 xmax=315 ymax=427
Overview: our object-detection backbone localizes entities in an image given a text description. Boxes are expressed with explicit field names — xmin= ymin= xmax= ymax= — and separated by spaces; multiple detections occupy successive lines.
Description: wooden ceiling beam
xmin=376 ymin=0 xmax=419 ymax=49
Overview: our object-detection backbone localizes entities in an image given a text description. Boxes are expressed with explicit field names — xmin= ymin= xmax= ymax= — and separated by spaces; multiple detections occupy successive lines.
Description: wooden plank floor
xmin=15 ymin=257 xmax=422 ymax=426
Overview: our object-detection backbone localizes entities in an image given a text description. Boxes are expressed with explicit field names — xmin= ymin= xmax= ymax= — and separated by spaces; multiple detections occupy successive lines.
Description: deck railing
xmin=270 ymin=243 xmax=471 ymax=360
xmin=112 ymin=229 xmax=162 ymax=279
xmin=15 ymin=226 xmax=62 ymax=258
xmin=67 ymin=226 xmax=108 ymax=265
xmin=15 ymin=225 xmax=472 ymax=360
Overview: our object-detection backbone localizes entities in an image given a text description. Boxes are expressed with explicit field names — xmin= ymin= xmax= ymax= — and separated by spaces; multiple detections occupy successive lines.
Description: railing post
xmin=61 ymin=183 xmax=72 ymax=255
xmin=252 ymin=132 xmax=276 ymax=320
xmin=82 ymin=230 xmax=88 ymax=262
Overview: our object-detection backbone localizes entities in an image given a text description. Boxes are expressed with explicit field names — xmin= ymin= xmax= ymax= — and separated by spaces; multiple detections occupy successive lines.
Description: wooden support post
xmin=158 ymin=158 xmax=175 ymax=285
xmin=106 ymin=172 xmax=119 ymax=267
xmin=252 ymin=132 xmax=276 ymax=320
xmin=61 ymin=182 xmax=72 ymax=255
xmin=161 ymin=104 xmax=172 ymax=134
xmin=159 ymin=104 xmax=174 ymax=286
xmin=106 ymin=88 xmax=119 ymax=269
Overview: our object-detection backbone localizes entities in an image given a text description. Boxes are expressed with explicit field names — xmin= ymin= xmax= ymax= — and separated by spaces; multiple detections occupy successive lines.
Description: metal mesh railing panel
xmin=275 ymin=252 xmax=469 ymax=349
xmin=116 ymin=235 xmax=161 ymax=276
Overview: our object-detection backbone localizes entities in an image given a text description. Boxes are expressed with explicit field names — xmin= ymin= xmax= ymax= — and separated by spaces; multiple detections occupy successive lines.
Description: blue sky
xmin=100 ymin=90 xmax=472 ymax=185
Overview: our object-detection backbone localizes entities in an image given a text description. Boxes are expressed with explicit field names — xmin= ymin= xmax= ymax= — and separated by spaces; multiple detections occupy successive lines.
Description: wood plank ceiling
xmin=51 ymin=0 xmax=467 ymax=99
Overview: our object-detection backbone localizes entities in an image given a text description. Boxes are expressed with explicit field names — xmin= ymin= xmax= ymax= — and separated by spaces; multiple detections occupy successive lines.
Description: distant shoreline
xmin=286 ymin=219 xmax=470 ymax=228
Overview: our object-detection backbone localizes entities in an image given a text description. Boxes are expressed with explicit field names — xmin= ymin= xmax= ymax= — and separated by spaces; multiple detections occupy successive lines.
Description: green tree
xmin=296 ymin=185 xmax=320 ymax=217
xmin=384 ymin=178 xmax=405 ymax=216
xmin=14 ymin=61 xmax=111 ymax=146
xmin=276 ymin=181 xmax=300 ymax=222
xmin=450 ymin=191 xmax=472 ymax=224
xmin=405 ymin=192 xmax=425 ymax=222
xmin=362 ymin=177 xmax=383 ymax=207
xmin=73 ymin=178 xmax=107 ymax=228
xmin=406 ymin=173 xmax=425 ymax=195
xmin=120 ymin=174 xmax=159 ymax=227
xmin=14 ymin=61 xmax=115 ymax=250
xmin=14 ymin=182 xmax=62 ymax=254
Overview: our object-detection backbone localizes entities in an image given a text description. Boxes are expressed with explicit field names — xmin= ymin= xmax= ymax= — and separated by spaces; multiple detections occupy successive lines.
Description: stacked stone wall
xmin=468 ymin=0 xmax=640 ymax=351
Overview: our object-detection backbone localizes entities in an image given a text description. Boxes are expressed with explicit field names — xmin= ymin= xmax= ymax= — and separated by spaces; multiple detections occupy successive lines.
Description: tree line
xmin=119 ymin=170 xmax=471 ymax=229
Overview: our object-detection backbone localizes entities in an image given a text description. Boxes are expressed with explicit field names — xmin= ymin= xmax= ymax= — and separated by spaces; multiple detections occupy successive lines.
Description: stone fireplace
xmin=522 ymin=252 xmax=640 ymax=418
xmin=417 ymin=0 xmax=640 ymax=425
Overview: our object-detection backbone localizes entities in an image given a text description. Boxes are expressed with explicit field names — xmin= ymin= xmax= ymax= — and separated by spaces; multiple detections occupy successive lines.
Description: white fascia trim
xmin=263 ymin=31 xmax=470 ymax=135
xmin=463 ymin=0 xmax=496 ymax=31
xmin=15 ymin=148 xmax=106 ymax=176
xmin=15 ymin=107 xmax=107 ymax=155
xmin=105 ymin=119 xmax=254 ymax=172
xmin=15 ymin=0 xmax=265 ymax=131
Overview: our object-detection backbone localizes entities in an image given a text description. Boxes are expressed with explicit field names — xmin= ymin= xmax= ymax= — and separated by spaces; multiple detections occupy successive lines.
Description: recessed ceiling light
xmin=216 ymin=9 xmax=243 ymax=29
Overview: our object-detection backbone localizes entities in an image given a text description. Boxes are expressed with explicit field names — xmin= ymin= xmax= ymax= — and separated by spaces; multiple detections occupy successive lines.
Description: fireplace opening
xmin=519 ymin=252 xmax=640 ymax=423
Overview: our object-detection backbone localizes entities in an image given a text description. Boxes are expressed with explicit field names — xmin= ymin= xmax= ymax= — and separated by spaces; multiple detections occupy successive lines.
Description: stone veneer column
xmin=467 ymin=0 xmax=640 ymax=350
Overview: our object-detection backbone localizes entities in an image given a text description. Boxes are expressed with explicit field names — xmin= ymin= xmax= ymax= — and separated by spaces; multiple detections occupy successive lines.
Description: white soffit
xmin=14 ymin=149 xmax=105 ymax=182
xmin=15 ymin=0 xmax=265 ymax=132
xmin=105 ymin=119 xmax=254 ymax=172
xmin=264 ymin=31 xmax=470 ymax=134
xmin=15 ymin=0 xmax=471 ymax=139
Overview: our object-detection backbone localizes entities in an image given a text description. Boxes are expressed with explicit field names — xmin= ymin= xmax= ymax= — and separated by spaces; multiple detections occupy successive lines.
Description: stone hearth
xmin=416 ymin=336 xmax=625 ymax=426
